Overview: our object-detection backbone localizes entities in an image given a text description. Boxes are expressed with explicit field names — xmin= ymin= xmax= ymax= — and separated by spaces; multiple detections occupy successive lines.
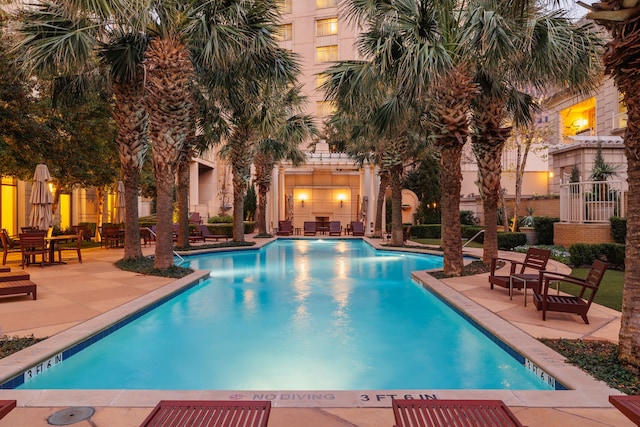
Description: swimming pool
xmin=17 ymin=239 xmax=552 ymax=390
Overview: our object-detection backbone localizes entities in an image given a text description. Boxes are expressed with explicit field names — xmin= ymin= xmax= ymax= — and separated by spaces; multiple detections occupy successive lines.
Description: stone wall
xmin=554 ymin=223 xmax=614 ymax=247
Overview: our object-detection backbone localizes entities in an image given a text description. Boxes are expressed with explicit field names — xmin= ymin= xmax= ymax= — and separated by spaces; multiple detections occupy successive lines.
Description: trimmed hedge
xmin=498 ymin=232 xmax=527 ymax=250
xmin=410 ymin=224 xmax=442 ymax=239
xmin=610 ymin=217 xmax=626 ymax=244
xmin=569 ymin=242 xmax=625 ymax=270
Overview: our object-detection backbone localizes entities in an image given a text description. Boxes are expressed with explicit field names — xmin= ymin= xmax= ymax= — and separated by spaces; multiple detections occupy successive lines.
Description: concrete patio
xmin=0 ymin=236 xmax=633 ymax=426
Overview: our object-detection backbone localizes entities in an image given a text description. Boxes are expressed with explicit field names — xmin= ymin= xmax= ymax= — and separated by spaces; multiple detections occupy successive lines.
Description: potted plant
xmin=519 ymin=207 xmax=537 ymax=245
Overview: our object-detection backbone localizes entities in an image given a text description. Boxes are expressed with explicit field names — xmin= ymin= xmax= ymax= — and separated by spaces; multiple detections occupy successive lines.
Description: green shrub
xmin=569 ymin=243 xmax=599 ymax=268
xmin=610 ymin=217 xmax=627 ymax=244
xmin=460 ymin=210 xmax=478 ymax=225
xmin=533 ymin=216 xmax=558 ymax=245
xmin=209 ymin=215 xmax=233 ymax=224
xmin=409 ymin=224 xmax=441 ymax=239
xmin=497 ymin=232 xmax=526 ymax=250
xmin=598 ymin=243 xmax=626 ymax=270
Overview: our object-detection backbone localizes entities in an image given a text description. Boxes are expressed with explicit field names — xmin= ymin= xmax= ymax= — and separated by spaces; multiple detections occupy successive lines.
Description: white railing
xmin=559 ymin=180 xmax=625 ymax=223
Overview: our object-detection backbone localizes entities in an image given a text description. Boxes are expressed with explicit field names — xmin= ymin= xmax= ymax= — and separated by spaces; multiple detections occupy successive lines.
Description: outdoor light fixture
xmin=337 ymin=194 xmax=346 ymax=208
xmin=299 ymin=194 xmax=307 ymax=207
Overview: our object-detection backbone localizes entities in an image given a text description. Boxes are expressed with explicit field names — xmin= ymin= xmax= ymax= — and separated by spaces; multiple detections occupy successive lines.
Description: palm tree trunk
xmin=374 ymin=171 xmax=389 ymax=238
xmin=602 ymin=15 xmax=640 ymax=366
xmin=113 ymin=79 xmax=148 ymax=260
xmin=440 ymin=144 xmax=464 ymax=276
xmin=389 ymin=167 xmax=404 ymax=245
xmin=176 ymin=152 xmax=190 ymax=248
xmin=154 ymin=165 xmax=175 ymax=268
xmin=233 ymin=178 xmax=247 ymax=242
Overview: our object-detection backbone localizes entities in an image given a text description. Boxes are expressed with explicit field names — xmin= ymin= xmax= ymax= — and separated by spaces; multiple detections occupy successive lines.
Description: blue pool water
xmin=18 ymin=239 xmax=551 ymax=390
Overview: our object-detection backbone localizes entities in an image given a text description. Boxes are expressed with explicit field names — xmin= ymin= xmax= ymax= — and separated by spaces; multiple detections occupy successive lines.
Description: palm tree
xmin=13 ymin=0 xmax=150 ymax=260
xmin=586 ymin=6 xmax=640 ymax=366
xmin=466 ymin=3 xmax=603 ymax=264
xmin=252 ymin=85 xmax=314 ymax=235
xmin=463 ymin=0 xmax=601 ymax=264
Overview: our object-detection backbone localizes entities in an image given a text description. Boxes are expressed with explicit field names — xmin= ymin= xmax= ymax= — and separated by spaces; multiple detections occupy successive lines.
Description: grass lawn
xmin=561 ymin=268 xmax=624 ymax=312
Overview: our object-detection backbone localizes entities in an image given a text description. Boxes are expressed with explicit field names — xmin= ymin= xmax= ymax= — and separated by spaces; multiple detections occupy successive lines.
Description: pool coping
xmin=0 ymin=238 xmax=624 ymax=408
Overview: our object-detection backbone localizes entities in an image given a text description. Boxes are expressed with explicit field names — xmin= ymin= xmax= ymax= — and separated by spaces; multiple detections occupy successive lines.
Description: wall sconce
xmin=299 ymin=194 xmax=307 ymax=207
xmin=549 ymin=171 xmax=554 ymax=179
xmin=337 ymin=194 xmax=346 ymax=208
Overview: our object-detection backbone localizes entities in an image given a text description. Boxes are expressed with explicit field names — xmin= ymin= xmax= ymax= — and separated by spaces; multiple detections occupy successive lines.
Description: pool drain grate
xmin=47 ymin=407 xmax=95 ymax=425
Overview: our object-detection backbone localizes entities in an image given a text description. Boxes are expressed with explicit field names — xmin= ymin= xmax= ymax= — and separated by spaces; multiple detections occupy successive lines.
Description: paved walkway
xmin=0 ymin=236 xmax=633 ymax=426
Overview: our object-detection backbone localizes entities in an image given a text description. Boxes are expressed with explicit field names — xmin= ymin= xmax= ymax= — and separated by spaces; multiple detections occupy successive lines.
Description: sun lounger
xmin=195 ymin=224 xmax=228 ymax=242
xmin=0 ymin=280 xmax=37 ymax=300
xmin=329 ymin=221 xmax=341 ymax=235
xmin=304 ymin=221 xmax=317 ymax=236
xmin=140 ymin=400 xmax=271 ymax=427
xmin=0 ymin=400 xmax=16 ymax=420
xmin=351 ymin=221 xmax=365 ymax=236
xmin=277 ymin=220 xmax=293 ymax=236
xmin=609 ymin=395 xmax=640 ymax=426
xmin=392 ymin=399 xmax=524 ymax=427
xmin=0 ymin=270 xmax=30 ymax=282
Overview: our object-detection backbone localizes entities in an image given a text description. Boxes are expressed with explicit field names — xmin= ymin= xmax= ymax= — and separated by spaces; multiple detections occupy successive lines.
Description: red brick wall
xmin=554 ymin=223 xmax=613 ymax=247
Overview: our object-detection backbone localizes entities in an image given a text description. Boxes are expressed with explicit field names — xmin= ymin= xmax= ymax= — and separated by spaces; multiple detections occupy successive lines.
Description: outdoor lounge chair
xmin=1 ymin=229 xmax=22 ymax=265
xmin=0 ymin=400 xmax=16 ymax=420
xmin=392 ymin=399 xmax=524 ymax=427
xmin=278 ymin=220 xmax=293 ymax=236
xmin=351 ymin=221 xmax=365 ymax=236
xmin=195 ymin=224 xmax=228 ymax=242
xmin=140 ymin=400 xmax=271 ymax=427
xmin=489 ymin=247 xmax=551 ymax=298
xmin=304 ymin=221 xmax=317 ymax=235
xmin=609 ymin=395 xmax=640 ymax=426
xmin=188 ymin=212 xmax=203 ymax=224
xmin=533 ymin=259 xmax=607 ymax=324
xmin=329 ymin=221 xmax=341 ymax=236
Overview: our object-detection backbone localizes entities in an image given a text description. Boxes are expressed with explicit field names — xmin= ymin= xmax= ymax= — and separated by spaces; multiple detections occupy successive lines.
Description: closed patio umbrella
xmin=114 ymin=180 xmax=125 ymax=223
xmin=29 ymin=164 xmax=54 ymax=231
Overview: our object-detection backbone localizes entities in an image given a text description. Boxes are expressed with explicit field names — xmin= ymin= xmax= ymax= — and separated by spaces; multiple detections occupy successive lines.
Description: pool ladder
xmin=143 ymin=227 xmax=185 ymax=265
xmin=463 ymin=229 xmax=484 ymax=248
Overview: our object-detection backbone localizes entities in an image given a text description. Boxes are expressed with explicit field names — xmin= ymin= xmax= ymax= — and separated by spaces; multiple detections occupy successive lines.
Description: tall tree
xmin=466 ymin=3 xmax=603 ymax=264
xmin=586 ymin=3 xmax=640 ymax=366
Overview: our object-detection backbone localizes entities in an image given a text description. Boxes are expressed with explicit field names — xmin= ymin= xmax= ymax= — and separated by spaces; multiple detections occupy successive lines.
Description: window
xmin=317 ymin=101 xmax=337 ymax=117
xmin=276 ymin=24 xmax=293 ymax=42
xmin=316 ymin=0 xmax=337 ymax=8
xmin=316 ymin=18 xmax=338 ymax=36
xmin=560 ymin=98 xmax=596 ymax=137
xmin=276 ymin=0 xmax=292 ymax=13
xmin=316 ymin=45 xmax=338 ymax=62
xmin=615 ymin=91 xmax=627 ymax=130
xmin=317 ymin=73 xmax=329 ymax=88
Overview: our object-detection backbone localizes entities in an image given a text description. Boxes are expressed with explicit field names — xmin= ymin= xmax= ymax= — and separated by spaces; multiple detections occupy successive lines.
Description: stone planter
xmin=520 ymin=227 xmax=537 ymax=245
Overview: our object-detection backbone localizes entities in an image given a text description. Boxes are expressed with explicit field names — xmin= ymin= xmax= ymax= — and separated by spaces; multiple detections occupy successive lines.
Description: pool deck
xmin=0 ymin=235 xmax=633 ymax=426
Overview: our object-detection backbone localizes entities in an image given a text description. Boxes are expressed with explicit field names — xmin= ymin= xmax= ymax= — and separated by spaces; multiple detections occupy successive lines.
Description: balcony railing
xmin=559 ymin=180 xmax=625 ymax=223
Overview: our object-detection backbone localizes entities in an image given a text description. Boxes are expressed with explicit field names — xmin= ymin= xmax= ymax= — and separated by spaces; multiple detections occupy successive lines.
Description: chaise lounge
xmin=195 ymin=224 xmax=228 ymax=242
xmin=392 ymin=398 xmax=524 ymax=427
xmin=304 ymin=221 xmax=317 ymax=236
xmin=329 ymin=221 xmax=341 ymax=236
xmin=0 ymin=400 xmax=16 ymax=421
xmin=140 ymin=400 xmax=271 ymax=427
xmin=351 ymin=221 xmax=365 ymax=236
xmin=277 ymin=220 xmax=293 ymax=236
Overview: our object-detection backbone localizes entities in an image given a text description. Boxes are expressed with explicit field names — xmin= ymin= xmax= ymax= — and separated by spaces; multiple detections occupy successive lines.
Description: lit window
xmin=617 ymin=91 xmax=627 ymax=130
xmin=316 ymin=45 xmax=338 ymax=62
xmin=316 ymin=18 xmax=338 ymax=36
xmin=317 ymin=101 xmax=337 ymax=117
xmin=317 ymin=73 xmax=329 ymax=88
xmin=276 ymin=24 xmax=293 ymax=42
xmin=560 ymin=98 xmax=596 ymax=137
xmin=276 ymin=0 xmax=292 ymax=13
xmin=316 ymin=0 xmax=337 ymax=8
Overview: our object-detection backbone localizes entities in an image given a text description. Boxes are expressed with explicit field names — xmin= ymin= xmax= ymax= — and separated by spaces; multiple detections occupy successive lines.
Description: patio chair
xmin=532 ymin=259 xmax=607 ymax=324
xmin=329 ymin=221 xmax=341 ymax=236
xmin=195 ymin=224 xmax=228 ymax=242
xmin=1 ymin=229 xmax=22 ymax=265
xmin=19 ymin=232 xmax=48 ymax=268
xmin=278 ymin=220 xmax=293 ymax=236
xmin=140 ymin=400 xmax=271 ymax=427
xmin=489 ymin=247 xmax=551 ymax=298
xmin=57 ymin=230 xmax=83 ymax=264
xmin=103 ymin=225 xmax=123 ymax=248
xmin=304 ymin=221 xmax=317 ymax=235
xmin=392 ymin=399 xmax=524 ymax=427
xmin=0 ymin=400 xmax=16 ymax=420
xmin=351 ymin=221 xmax=365 ymax=236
